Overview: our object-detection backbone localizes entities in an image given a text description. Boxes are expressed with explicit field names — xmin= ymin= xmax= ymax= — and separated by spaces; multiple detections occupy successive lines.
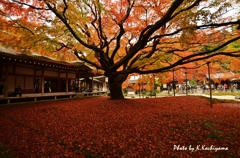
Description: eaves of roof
xmin=0 ymin=50 xmax=93 ymax=70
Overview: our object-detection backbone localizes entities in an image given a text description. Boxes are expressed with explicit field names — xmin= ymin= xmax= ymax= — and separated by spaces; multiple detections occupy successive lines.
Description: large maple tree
xmin=0 ymin=0 xmax=240 ymax=99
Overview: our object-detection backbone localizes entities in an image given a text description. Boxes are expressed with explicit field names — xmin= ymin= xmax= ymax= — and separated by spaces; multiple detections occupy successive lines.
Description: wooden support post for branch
xmin=185 ymin=71 xmax=188 ymax=96
xmin=207 ymin=62 xmax=213 ymax=108
xmin=139 ymin=83 xmax=140 ymax=98
xmin=173 ymin=70 xmax=175 ymax=97
xmin=153 ymin=73 xmax=156 ymax=98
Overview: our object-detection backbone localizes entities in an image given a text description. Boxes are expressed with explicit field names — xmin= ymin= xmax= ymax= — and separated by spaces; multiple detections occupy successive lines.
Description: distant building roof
xmin=0 ymin=50 xmax=92 ymax=72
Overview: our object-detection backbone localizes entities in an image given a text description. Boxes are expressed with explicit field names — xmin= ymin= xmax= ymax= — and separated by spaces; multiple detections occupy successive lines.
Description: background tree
xmin=0 ymin=0 xmax=240 ymax=99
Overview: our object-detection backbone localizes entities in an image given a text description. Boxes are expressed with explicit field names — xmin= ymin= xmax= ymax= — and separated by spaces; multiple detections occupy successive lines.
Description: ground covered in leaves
xmin=0 ymin=96 xmax=239 ymax=157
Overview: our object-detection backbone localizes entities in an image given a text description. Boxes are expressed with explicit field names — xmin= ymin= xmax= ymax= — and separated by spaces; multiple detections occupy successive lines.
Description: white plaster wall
xmin=163 ymin=84 xmax=167 ymax=88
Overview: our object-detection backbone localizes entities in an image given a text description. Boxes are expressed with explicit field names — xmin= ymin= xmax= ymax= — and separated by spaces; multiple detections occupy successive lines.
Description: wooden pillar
xmin=0 ymin=61 xmax=3 ymax=96
xmin=13 ymin=63 xmax=16 ymax=90
xmin=83 ymin=76 xmax=87 ymax=90
xmin=66 ymin=71 xmax=68 ymax=93
xmin=92 ymin=76 xmax=94 ymax=90
xmin=75 ymin=71 xmax=77 ymax=89
xmin=34 ymin=65 xmax=36 ymax=91
xmin=4 ymin=64 xmax=8 ymax=97
xmin=41 ymin=69 xmax=44 ymax=94
xmin=75 ymin=72 xmax=78 ymax=92
xmin=58 ymin=69 xmax=60 ymax=92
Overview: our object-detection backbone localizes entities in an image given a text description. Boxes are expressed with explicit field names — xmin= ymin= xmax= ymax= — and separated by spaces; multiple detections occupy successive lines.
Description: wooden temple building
xmin=0 ymin=52 xmax=108 ymax=104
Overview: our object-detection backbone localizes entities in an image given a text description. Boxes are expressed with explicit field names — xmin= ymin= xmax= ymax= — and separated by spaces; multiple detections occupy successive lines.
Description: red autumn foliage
xmin=0 ymin=96 xmax=239 ymax=157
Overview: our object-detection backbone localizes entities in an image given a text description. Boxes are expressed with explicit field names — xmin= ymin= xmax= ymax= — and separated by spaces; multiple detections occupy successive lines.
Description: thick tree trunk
xmin=108 ymin=74 xmax=128 ymax=99
xmin=109 ymin=81 xmax=124 ymax=99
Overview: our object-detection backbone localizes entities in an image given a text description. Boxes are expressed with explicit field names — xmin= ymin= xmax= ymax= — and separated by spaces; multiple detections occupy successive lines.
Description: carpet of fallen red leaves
xmin=0 ymin=96 xmax=239 ymax=158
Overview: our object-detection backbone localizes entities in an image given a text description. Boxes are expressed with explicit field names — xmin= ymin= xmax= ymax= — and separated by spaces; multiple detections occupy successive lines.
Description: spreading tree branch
xmin=74 ymin=51 xmax=102 ymax=69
